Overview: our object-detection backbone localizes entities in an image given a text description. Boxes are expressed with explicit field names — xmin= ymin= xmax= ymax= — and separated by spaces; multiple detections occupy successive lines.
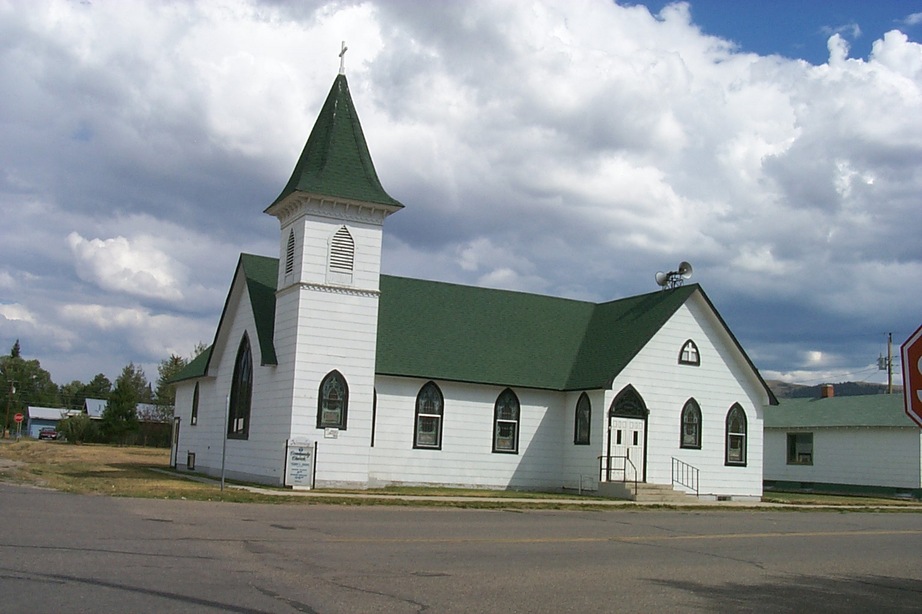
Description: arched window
xmin=680 ymin=398 xmax=701 ymax=449
xmin=228 ymin=334 xmax=253 ymax=439
xmin=725 ymin=404 xmax=747 ymax=466
xmin=679 ymin=339 xmax=700 ymax=366
xmin=317 ymin=370 xmax=348 ymax=430
xmin=493 ymin=388 xmax=520 ymax=454
xmin=284 ymin=229 xmax=296 ymax=275
xmin=609 ymin=385 xmax=647 ymax=419
xmin=414 ymin=381 xmax=444 ymax=449
xmin=191 ymin=382 xmax=200 ymax=426
xmin=574 ymin=392 xmax=591 ymax=445
xmin=329 ymin=226 xmax=355 ymax=273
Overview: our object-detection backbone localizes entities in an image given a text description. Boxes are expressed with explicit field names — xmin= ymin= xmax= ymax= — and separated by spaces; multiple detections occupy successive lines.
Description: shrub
xmin=57 ymin=413 xmax=99 ymax=444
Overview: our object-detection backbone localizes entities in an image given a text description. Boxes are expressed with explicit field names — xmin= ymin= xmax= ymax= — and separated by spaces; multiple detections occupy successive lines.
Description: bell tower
xmin=265 ymin=65 xmax=402 ymax=487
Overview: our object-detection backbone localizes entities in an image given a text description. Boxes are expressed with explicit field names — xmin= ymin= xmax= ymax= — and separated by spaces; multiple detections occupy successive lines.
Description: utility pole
xmin=877 ymin=333 xmax=894 ymax=394
xmin=888 ymin=332 xmax=893 ymax=394
xmin=4 ymin=380 xmax=15 ymax=439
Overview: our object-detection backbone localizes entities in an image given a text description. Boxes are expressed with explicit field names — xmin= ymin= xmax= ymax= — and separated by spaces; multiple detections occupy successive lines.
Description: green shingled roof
xmin=172 ymin=345 xmax=212 ymax=383
xmin=170 ymin=254 xmax=278 ymax=384
xmin=376 ymin=276 xmax=698 ymax=390
xmin=268 ymin=74 xmax=402 ymax=209
xmin=175 ymin=255 xmax=774 ymax=400
xmin=240 ymin=254 xmax=278 ymax=365
xmin=764 ymin=394 xmax=914 ymax=428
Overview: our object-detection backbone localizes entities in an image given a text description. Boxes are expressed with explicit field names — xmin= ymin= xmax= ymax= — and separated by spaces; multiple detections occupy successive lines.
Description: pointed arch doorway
xmin=606 ymin=385 xmax=649 ymax=483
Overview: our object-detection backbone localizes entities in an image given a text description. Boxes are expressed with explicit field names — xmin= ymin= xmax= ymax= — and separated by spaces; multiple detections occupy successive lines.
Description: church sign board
xmin=285 ymin=439 xmax=315 ymax=489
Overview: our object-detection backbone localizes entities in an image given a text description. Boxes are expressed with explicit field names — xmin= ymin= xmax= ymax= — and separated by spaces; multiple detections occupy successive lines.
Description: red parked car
xmin=38 ymin=428 xmax=59 ymax=440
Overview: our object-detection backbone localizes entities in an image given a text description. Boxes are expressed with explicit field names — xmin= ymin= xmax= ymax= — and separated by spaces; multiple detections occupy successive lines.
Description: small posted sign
xmin=285 ymin=438 xmax=314 ymax=490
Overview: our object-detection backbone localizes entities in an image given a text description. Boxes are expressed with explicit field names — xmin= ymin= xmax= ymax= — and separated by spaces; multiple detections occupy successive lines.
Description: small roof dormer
xmin=266 ymin=72 xmax=403 ymax=214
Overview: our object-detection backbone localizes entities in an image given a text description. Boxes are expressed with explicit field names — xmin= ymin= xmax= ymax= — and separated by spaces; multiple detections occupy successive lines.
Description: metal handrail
xmin=598 ymin=455 xmax=639 ymax=495
xmin=671 ymin=457 xmax=699 ymax=496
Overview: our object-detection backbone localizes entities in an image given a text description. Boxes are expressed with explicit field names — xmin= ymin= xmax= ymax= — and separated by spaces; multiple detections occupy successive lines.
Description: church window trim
xmin=413 ymin=381 xmax=444 ymax=450
xmin=317 ymin=370 xmax=348 ymax=430
xmin=227 ymin=334 xmax=253 ymax=439
xmin=493 ymin=388 xmax=520 ymax=454
xmin=680 ymin=398 xmax=701 ymax=449
xmin=725 ymin=404 xmax=747 ymax=466
xmin=574 ymin=392 xmax=591 ymax=445
xmin=679 ymin=339 xmax=700 ymax=366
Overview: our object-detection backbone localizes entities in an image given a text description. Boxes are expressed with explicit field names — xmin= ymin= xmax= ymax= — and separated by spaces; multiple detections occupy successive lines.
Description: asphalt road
xmin=1 ymin=483 xmax=921 ymax=613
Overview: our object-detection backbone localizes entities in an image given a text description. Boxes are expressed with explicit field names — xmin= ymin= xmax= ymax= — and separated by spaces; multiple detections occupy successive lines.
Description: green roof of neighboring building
xmin=764 ymin=394 xmax=915 ymax=428
xmin=268 ymin=74 xmax=402 ymax=209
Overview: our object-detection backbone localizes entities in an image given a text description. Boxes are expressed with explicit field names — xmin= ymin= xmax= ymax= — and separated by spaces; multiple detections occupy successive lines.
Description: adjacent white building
xmin=171 ymin=71 xmax=777 ymax=500
xmin=764 ymin=389 xmax=922 ymax=497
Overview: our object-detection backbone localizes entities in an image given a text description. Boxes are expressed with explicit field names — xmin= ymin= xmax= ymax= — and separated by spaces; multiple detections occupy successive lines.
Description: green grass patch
xmin=762 ymin=491 xmax=921 ymax=507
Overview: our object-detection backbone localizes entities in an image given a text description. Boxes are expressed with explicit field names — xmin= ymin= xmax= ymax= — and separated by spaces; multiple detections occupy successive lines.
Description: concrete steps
xmin=598 ymin=481 xmax=698 ymax=503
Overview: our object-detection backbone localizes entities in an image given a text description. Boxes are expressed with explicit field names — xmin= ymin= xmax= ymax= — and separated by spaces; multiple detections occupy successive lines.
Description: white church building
xmin=172 ymin=69 xmax=777 ymax=500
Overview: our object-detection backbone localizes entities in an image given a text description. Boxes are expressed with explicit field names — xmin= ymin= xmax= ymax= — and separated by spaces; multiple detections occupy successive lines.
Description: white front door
xmin=609 ymin=417 xmax=645 ymax=482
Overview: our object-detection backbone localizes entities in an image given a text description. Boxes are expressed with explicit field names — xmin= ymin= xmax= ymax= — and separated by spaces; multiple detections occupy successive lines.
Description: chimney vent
xmin=821 ymin=384 xmax=834 ymax=399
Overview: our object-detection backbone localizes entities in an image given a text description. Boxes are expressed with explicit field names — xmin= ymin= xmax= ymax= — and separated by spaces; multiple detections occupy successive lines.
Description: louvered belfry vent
xmin=285 ymin=230 xmax=296 ymax=275
xmin=330 ymin=226 xmax=355 ymax=272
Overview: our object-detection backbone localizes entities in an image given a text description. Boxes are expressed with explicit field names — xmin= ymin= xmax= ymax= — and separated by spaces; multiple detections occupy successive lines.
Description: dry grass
xmin=2 ymin=440 xmax=918 ymax=510
xmin=0 ymin=440 xmax=284 ymax=503
xmin=0 ymin=440 xmax=608 ymax=508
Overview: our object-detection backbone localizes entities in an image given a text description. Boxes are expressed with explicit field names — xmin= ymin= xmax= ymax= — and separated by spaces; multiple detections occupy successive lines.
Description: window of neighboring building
xmin=228 ymin=334 xmax=253 ymax=439
xmin=725 ymin=404 xmax=747 ymax=466
xmin=329 ymin=226 xmax=355 ymax=273
xmin=191 ymin=382 xmax=199 ymax=426
xmin=787 ymin=432 xmax=813 ymax=465
xmin=317 ymin=370 xmax=348 ymax=430
xmin=680 ymin=398 xmax=701 ymax=449
xmin=284 ymin=229 xmax=296 ymax=276
xmin=679 ymin=339 xmax=700 ymax=366
xmin=574 ymin=392 xmax=591 ymax=445
xmin=493 ymin=388 xmax=520 ymax=454
xmin=414 ymin=381 xmax=444 ymax=449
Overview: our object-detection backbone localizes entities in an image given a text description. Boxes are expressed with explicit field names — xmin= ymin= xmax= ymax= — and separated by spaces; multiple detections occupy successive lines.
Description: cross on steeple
xmin=339 ymin=41 xmax=348 ymax=75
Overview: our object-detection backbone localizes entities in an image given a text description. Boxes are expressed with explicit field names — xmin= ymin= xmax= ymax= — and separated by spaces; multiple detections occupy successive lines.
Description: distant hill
xmin=767 ymin=380 xmax=903 ymax=399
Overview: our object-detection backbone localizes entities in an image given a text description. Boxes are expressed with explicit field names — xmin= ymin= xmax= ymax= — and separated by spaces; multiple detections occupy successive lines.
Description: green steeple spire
xmin=268 ymin=74 xmax=403 ymax=209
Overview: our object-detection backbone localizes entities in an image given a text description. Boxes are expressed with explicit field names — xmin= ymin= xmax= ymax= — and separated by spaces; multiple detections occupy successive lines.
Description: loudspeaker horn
xmin=678 ymin=261 xmax=693 ymax=279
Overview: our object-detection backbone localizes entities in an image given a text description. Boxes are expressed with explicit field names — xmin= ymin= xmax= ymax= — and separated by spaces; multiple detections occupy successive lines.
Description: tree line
xmin=0 ymin=339 xmax=204 ymax=444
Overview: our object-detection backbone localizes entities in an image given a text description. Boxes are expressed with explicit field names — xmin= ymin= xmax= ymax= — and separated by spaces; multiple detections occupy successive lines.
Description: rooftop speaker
xmin=678 ymin=261 xmax=693 ymax=278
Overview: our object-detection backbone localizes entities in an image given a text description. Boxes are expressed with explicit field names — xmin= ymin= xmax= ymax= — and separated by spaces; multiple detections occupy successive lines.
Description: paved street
xmin=1 ymin=482 xmax=921 ymax=613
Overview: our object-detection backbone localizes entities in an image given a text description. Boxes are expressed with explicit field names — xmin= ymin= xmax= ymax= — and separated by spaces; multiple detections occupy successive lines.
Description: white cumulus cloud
xmin=67 ymin=232 xmax=185 ymax=303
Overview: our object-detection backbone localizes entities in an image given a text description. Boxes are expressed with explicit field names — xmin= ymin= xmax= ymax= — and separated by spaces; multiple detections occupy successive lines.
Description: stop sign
xmin=13 ymin=413 xmax=23 ymax=423
xmin=902 ymin=324 xmax=922 ymax=428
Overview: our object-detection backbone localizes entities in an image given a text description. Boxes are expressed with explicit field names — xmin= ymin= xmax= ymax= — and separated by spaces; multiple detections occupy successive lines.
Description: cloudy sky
xmin=1 ymin=0 xmax=920 ymax=392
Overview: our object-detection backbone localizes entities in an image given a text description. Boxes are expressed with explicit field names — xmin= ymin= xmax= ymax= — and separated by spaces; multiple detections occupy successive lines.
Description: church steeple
xmin=267 ymin=74 xmax=403 ymax=211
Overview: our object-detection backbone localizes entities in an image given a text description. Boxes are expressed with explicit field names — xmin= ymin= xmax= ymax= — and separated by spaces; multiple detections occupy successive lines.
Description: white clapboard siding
xmin=604 ymin=295 xmax=766 ymax=498
xmin=369 ymin=377 xmax=566 ymax=490
xmin=764 ymin=428 xmax=922 ymax=489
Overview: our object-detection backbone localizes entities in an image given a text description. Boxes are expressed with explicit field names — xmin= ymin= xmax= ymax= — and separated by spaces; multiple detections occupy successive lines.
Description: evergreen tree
xmin=154 ymin=354 xmax=187 ymax=421
xmin=1 ymin=340 xmax=58 ymax=434
xmin=100 ymin=363 xmax=145 ymax=443
xmin=84 ymin=373 xmax=113 ymax=401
